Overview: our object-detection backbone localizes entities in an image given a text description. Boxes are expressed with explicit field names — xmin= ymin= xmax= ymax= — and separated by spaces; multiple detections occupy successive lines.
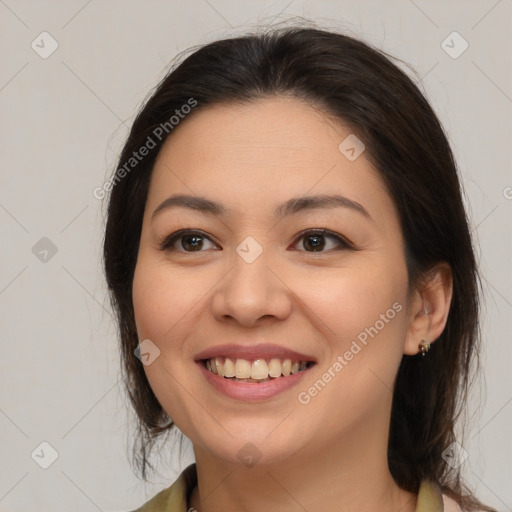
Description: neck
xmin=189 ymin=415 xmax=417 ymax=512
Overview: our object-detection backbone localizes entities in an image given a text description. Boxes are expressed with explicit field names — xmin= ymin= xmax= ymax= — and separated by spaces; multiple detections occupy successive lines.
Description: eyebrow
xmin=151 ymin=193 xmax=372 ymax=221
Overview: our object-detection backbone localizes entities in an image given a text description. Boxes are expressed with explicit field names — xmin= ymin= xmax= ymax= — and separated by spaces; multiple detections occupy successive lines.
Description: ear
xmin=403 ymin=262 xmax=453 ymax=356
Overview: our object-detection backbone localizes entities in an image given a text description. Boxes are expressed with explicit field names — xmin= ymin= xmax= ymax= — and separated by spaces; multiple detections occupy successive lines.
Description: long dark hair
xmin=103 ymin=24 xmax=494 ymax=511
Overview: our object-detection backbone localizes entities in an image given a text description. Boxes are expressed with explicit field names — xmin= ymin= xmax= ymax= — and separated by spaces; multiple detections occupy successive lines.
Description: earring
xmin=418 ymin=340 xmax=431 ymax=356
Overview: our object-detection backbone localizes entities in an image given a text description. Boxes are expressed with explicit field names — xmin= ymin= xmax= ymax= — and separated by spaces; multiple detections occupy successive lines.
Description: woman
xmin=103 ymin=24 xmax=496 ymax=512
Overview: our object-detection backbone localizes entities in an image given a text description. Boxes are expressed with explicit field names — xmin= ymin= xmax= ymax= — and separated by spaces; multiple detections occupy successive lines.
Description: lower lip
xmin=197 ymin=361 xmax=311 ymax=401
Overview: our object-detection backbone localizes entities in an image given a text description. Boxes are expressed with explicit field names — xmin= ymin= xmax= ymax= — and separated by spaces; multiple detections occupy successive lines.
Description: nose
xmin=211 ymin=249 xmax=292 ymax=328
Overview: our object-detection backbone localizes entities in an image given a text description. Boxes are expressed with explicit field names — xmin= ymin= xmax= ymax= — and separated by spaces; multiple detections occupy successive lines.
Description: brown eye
xmin=159 ymin=228 xmax=352 ymax=254
xmin=292 ymin=229 xmax=352 ymax=253
xmin=159 ymin=230 xmax=217 ymax=252
xmin=180 ymin=234 xmax=206 ymax=251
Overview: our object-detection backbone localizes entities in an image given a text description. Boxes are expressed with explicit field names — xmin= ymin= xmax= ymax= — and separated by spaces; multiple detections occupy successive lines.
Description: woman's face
xmin=132 ymin=96 xmax=414 ymax=466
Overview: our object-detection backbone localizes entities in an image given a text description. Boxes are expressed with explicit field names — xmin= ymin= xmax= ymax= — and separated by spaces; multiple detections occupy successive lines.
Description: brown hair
xmin=103 ymin=24 xmax=494 ymax=511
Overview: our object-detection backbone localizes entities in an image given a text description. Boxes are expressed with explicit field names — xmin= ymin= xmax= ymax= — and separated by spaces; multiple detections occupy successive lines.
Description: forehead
xmin=159 ymin=96 xmax=353 ymax=164
xmin=146 ymin=96 xmax=393 ymax=223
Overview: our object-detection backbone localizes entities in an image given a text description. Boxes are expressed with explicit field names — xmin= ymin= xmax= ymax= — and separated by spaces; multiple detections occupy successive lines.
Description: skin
xmin=132 ymin=96 xmax=453 ymax=512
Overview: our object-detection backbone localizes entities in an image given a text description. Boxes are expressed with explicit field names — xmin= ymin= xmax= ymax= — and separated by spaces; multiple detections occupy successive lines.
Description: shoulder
xmin=129 ymin=463 xmax=197 ymax=512
xmin=129 ymin=486 xmax=173 ymax=512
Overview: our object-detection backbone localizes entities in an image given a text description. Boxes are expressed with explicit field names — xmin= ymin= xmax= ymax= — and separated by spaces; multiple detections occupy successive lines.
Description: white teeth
xmin=251 ymin=359 xmax=268 ymax=380
xmin=268 ymin=358 xmax=282 ymax=378
xmin=224 ymin=358 xmax=235 ymax=377
xmin=215 ymin=358 xmax=225 ymax=377
xmin=205 ymin=356 xmax=310 ymax=381
xmin=235 ymin=359 xmax=251 ymax=379
xmin=282 ymin=359 xmax=292 ymax=376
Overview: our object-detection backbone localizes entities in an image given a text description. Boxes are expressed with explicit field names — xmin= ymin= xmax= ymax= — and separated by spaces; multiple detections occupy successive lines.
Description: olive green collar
xmin=416 ymin=479 xmax=444 ymax=511
xmin=132 ymin=463 xmax=445 ymax=511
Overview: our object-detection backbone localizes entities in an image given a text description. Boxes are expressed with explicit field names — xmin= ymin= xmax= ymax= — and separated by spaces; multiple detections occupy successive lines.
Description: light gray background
xmin=0 ymin=1 xmax=510 ymax=511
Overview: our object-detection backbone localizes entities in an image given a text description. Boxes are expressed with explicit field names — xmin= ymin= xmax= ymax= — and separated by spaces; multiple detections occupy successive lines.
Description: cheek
xmin=131 ymin=257 xmax=205 ymax=431
xmin=292 ymin=262 xmax=409 ymax=420
xmin=298 ymin=261 xmax=408 ymax=351
xmin=132 ymin=256 xmax=201 ymax=347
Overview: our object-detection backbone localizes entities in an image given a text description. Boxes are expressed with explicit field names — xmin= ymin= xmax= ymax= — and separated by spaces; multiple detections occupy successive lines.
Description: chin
xmin=190 ymin=420 xmax=312 ymax=469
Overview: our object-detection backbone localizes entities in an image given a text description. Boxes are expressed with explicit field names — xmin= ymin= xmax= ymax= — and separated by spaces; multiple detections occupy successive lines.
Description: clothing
xmin=130 ymin=463 xmax=463 ymax=511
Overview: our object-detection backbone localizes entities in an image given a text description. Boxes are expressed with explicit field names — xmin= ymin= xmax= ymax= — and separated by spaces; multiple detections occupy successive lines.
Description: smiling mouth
xmin=203 ymin=357 xmax=314 ymax=383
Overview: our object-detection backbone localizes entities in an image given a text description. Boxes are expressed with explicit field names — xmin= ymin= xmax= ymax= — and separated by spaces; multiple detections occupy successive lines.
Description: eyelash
xmin=158 ymin=228 xmax=354 ymax=254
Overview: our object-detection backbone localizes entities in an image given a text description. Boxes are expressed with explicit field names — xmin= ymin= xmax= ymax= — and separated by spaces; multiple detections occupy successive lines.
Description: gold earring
xmin=418 ymin=340 xmax=431 ymax=356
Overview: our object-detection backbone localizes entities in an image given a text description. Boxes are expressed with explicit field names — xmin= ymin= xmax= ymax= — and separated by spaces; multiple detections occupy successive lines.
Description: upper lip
xmin=194 ymin=343 xmax=317 ymax=362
